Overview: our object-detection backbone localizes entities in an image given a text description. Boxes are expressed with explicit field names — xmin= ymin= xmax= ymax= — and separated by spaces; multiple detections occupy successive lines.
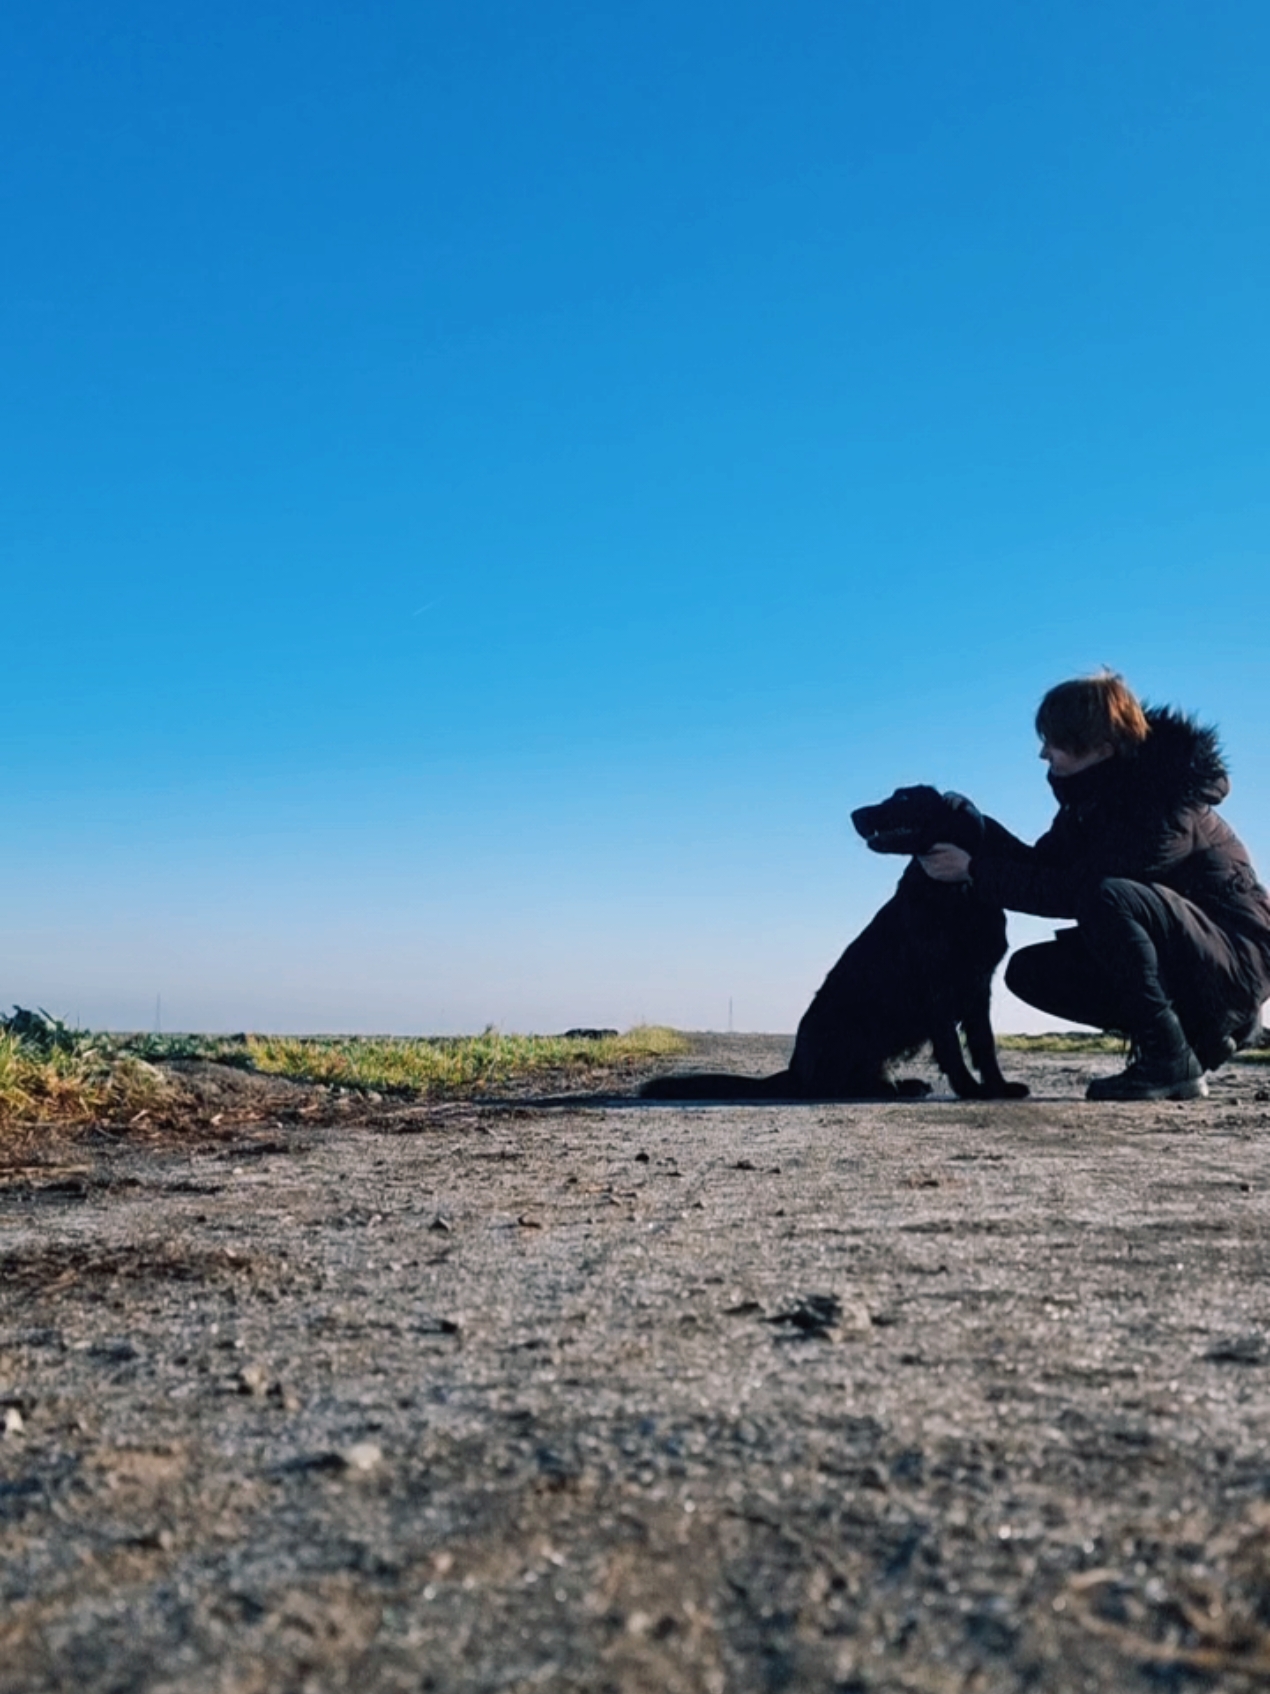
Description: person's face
xmin=1039 ymin=739 xmax=1114 ymax=778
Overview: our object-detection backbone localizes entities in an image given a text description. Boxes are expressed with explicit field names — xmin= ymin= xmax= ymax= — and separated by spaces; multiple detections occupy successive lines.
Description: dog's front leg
xmin=962 ymin=1002 xmax=1029 ymax=1099
xmin=928 ymin=1016 xmax=986 ymax=1098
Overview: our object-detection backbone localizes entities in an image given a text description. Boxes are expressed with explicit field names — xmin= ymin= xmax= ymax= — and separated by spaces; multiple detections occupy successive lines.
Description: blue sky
xmin=4 ymin=0 xmax=1269 ymax=1033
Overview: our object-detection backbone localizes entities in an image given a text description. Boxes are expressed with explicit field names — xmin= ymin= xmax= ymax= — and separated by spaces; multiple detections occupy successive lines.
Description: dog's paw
xmin=950 ymin=1080 xmax=990 ymax=1100
xmin=981 ymin=1080 xmax=1030 ymax=1100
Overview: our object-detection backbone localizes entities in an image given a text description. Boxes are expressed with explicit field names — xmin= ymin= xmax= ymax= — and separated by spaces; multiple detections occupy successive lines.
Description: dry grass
xmin=997 ymin=1032 xmax=1126 ymax=1054
xmin=1063 ymin=1502 xmax=1270 ymax=1677
xmin=0 ymin=1034 xmax=173 ymax=1132
xmin=999 ymin=1030 xmax=1270 ymax=1063
xmin=243 ymin=1024 xmax=689 ymax=1095
xmin=0 ymin=1237 xmax=265 ymax=1293
xmin=0 ymin=1024 xmax=689 ymax=1141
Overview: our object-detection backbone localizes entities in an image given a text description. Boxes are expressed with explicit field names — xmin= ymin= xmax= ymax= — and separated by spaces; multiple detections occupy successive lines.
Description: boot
xmin=1191 ymin=1009 xmax=1264 ymax=1074
xmin=1086 ymin=1009 xmax=1208 ymax=1102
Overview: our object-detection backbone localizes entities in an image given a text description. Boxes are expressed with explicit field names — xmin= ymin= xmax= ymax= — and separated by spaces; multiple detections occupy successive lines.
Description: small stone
xmin=767 ymin=1293 xmax=843 ymax=1338
xmin=235 ymin=1363 xmax=268 ymax=1396
xmin=430 ymin=1214 xmax=453 ymax=1233
xmin=1206 ymin=1333 xmax=1266 ymax=1364
xmin=2 ymin=1406 xmax=24 ymax=1436
xmin=341 ymin=1441 xmax=383 ymax=1473
xmin=91 ymin=1338 xmax=140 ymax=1363
xmin=838 ymin=1301 xmax=874 ymax=1337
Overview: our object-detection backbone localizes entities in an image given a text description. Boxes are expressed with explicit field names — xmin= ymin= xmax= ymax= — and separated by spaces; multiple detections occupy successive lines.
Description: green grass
xmin=241 ymin=1025 xmax=689 ymax=1095
xmin=0 ymin=1032 xmax=172 ymax=1130
xmin=997 ymin=1032 xmax=1127 ymax=1054
xmin=999 ymin=1030 xmax=1270 ymax=1062
xmin=0 ymin=1015 xmax=689 ymax=1128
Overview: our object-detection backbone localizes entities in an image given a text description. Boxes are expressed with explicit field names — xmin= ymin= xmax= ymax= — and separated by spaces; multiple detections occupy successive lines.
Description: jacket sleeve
xmin=970 ymin=825 xmax=1081 ymax=918
xmin=971 ymin=811 xmax=1200 ymax=918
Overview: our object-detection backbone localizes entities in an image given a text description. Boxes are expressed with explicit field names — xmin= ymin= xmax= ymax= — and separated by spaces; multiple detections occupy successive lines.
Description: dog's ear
xmin=892 ymin=784 xmax=943 ymax=806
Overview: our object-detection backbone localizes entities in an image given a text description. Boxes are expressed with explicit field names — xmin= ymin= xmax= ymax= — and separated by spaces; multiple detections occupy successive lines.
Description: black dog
xmin=641 ymin=785 xmax=1028 ymax=1101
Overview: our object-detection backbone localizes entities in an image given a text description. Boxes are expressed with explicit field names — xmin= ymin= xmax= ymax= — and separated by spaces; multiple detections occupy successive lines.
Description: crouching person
xmin=919 ymin=673 xmax=1270 ymax=1101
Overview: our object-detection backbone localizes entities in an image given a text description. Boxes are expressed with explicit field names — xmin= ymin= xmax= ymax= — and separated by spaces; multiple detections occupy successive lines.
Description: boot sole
xmin=1085 ymin=1076 xmax=1209 ymax=1103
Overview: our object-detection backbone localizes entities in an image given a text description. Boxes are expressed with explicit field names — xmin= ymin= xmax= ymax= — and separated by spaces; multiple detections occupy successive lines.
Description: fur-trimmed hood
xmin=1133 ymin=705 xmax=1229 ymax=809
xmin=1049 ymin=705 xmax=1229 ymax=817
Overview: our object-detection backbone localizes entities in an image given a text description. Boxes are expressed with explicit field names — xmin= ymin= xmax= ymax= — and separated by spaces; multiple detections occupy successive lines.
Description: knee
xmin=1075 ymin=877 xmax=1141 ymax=929
xmin=1093 ymin=876 xmax=1139 ymax=908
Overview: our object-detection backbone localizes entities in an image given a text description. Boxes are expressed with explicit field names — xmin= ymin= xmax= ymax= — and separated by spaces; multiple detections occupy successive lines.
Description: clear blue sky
xmin=5 ymin=0 xmax=1268 ymax=1033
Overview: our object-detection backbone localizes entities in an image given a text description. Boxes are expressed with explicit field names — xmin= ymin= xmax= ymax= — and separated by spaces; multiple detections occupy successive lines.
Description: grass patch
xmin=0 ymin=1011 xmax=689 ymax=1127
xmin=242 ymin=1025 xmax=688 ymax=1095
xmin=0 ymin=1031 xmax=172 ymax=1130
xmin=999 ymin=1030 xmax=1270 ymax=1062
xmin=997 ymin=1032 xmax=1126 ymax=1054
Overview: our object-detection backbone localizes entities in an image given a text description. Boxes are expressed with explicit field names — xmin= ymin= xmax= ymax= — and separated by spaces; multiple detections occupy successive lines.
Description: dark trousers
xmin=1005 ymin=878 xmax=1262 ymax=1065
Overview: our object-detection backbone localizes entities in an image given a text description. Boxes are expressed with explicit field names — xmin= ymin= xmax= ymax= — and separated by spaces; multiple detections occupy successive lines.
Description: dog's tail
xmin=639 ymin=1068 xmax=797 ymax=1101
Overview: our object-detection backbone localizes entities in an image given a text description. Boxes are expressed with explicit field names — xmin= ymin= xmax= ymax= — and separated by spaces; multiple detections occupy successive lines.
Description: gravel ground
xmin=3 ymin=1037 xmax=1270 ymax=1693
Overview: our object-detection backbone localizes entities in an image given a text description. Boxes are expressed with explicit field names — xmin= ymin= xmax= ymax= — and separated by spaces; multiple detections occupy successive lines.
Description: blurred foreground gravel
xmin=3 ymin=1037 xmax=1270 ymax=1693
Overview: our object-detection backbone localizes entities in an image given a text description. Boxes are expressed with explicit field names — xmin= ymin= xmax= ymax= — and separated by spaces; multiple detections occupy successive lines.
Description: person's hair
xmin=1035 ymin=672 xmax=1149 ymax=757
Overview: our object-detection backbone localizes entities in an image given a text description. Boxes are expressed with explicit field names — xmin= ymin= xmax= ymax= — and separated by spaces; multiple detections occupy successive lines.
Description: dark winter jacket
xmin=971 ymin=708 xmax=1270 ymax=986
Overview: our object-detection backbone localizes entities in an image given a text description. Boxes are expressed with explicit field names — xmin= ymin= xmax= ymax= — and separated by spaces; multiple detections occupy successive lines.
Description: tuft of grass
xmin=0 ymin=1032 xmax=172 ymax=1129
xmin=242 ymin=1025 xmax=688 ymax=1096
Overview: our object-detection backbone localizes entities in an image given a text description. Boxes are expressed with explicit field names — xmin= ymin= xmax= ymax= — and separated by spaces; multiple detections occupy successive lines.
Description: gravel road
xmin=3 ymin=1037 xmax=1270 ymax=1693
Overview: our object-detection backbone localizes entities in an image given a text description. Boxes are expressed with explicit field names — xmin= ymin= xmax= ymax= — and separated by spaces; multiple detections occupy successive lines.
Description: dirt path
xmin=3 ymin=1041 xmax=1270 ymax=1692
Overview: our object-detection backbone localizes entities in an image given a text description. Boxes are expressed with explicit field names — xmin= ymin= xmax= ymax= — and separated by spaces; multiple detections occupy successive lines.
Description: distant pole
xmin=155 ymin=994 xmax=162 ymax=1035
xmin=728 ymin=997 xmax=733 ymax=1033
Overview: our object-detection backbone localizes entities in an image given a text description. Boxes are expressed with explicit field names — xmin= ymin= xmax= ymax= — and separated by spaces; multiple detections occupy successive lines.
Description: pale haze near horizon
xmin=4 ymin=1 xmax=1268 ymax=1036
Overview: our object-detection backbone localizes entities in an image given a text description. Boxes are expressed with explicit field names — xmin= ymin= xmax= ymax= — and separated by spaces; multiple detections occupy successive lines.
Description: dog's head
xmin=851 ymin=785 xmax=986 ymax=857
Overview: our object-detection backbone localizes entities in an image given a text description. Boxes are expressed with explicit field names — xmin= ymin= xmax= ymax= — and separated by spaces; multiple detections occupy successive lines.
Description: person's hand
xmin=918 ymin=843 xmax=973 ymax=883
